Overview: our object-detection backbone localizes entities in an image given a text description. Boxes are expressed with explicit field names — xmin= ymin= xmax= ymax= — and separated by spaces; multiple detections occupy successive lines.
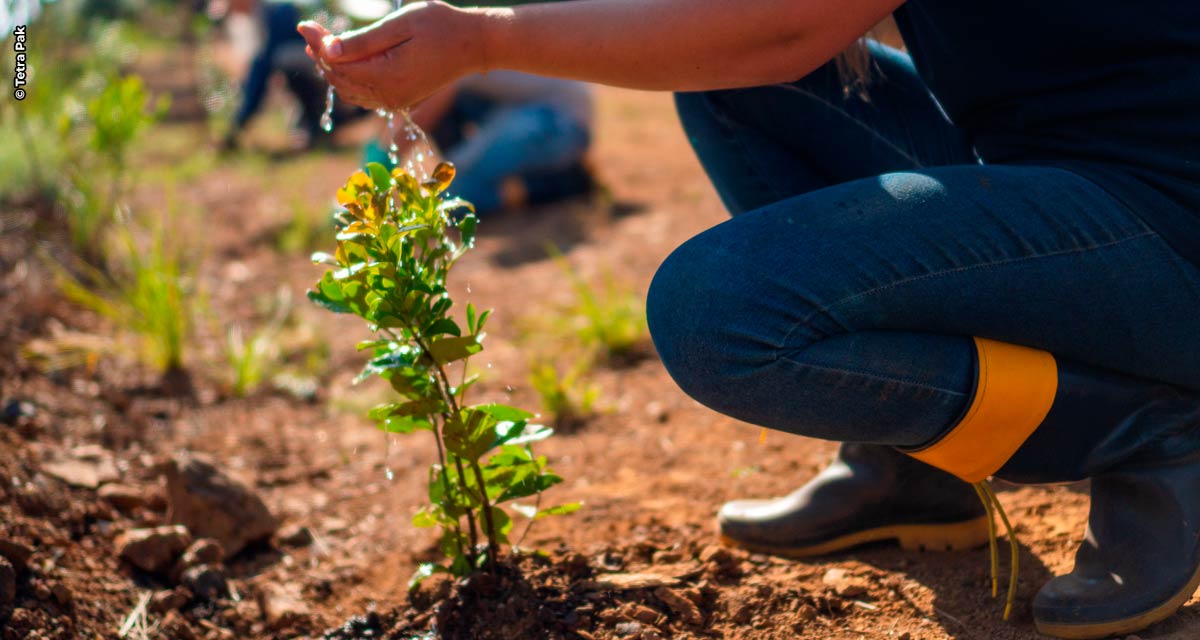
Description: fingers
xmin=321 ymin=67 xmax=385 ymax=110
xmin=296 ymin=21 xmax=330 ymax=55
xmin=324 ymin=14 xmax=414 ymax=63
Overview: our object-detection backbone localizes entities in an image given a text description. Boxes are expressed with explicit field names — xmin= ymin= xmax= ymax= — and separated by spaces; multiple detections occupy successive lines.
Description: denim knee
xmin=647 ymin=230 xmax=771 ymax=411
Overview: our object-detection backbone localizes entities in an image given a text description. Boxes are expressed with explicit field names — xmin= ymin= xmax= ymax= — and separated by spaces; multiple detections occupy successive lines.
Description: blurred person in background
xmin=364 ymin=70 xmax=594 ymax=215
xmin=210 ymin=0 xmax=363 ymax=150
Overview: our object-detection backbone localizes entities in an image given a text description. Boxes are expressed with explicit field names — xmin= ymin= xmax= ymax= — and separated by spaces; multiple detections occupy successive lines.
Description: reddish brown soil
xmin=2 ymin=59 xmax=1198 ymax=640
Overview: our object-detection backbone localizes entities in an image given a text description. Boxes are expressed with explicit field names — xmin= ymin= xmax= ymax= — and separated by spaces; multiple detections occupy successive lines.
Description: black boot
xmin=994 ymin=362 xmax=1200 ymax=639
xmin=718 ymin=443 xmax=989 ymax=557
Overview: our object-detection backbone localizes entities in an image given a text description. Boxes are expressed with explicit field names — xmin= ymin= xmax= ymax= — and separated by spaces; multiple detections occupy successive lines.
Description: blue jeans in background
xmin=648 ymin=43 xmax=1200 ymax=448
xmin=443 ymin=99 xmax=590 ymax=214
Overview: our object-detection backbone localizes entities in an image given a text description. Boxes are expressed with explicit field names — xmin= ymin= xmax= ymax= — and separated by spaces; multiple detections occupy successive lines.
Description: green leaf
xmin=408 ymin=563 xmax=447 ymax=589
xmin=535 ymin=502 xmax=581 ymax=520
xmin=372 ymin=398 xmax=444 ymax=420
xmin=425 ymin=318 xmax=461 ymax=337
xmin=442 ymin=410 xmax=496 ymax=461
xmin=510 ymin=502 xmax=538 ymax=519
xmin=475 ymin=404 xmax=534 ymax=423
xmin=311 ymin=252 xmax=338 ymax=266
xmin=428 ymin=335 xmax=483 ymax=364
xmin=379 ymin=415 xmax=433 ymax=433
xmin=466 ymin=303 xmax=477 ymax=335
xmin=494 ymin=421 xmax=553 ymax=448
xmin=456 ymin=211 xmax=478 ymax=247
xmin=412 ymin=508 xmax=439 ymax=528
xmin=366 ymin=162 xmax=393 ymax=192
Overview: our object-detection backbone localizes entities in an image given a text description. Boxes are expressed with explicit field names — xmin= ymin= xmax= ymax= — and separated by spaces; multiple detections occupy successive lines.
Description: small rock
xmin=652 ymin=550 xmax=682 ymax=564
xmin=51 ymin=582 xmax=71 ymax=605
xmin=730 ymin=601 xmax=753 ymax=624
xmin=34 ymin=580 xmax=51 ymax=601
xmin=822 ymin=567 xmax=870 ymax=598
xmin=0 ymin=539 xmax=34 ymax=569
xmin=614 ymin=622 xmax=643 ymax=637
xmin=151 ymin=587 xmax=192 ymax=613
xmin=98 ymin=484 xmax=147 ymax=512
xmin=644 ymin=401 xmax=669 ymax=423
xmin=583 ymin=572 xmax=680 ymax=591
xmin=116 ymin=525 xmax=193 ymax=573
xmin=897 ymin=633 xmax=912 ymax=640
xmin=163 ymin=453 xmax=277 ymax=558
xmin=697 ymin=545 xmax=731 ymax=565
xmin=0 ymin=557 xmax=15 ymax=606
xmin=626 ymin=603 xmax=660 ymax=625
xmin=178 ymin=539 xmax=224 ymax=572
xmin=275 ymin=524 xmax=313 ymax=548
xmin=42 ymin=445 xmax=121 ymax=489
xmin=258 ymin=583 xmax=310 ymax=629
xmin=654 ymin=587 xmax=703 ymax=625
xmin=181 ymin=564 xmax=227 ymax=602
xmin=797 ymin=603 xmax=818 ymax=621
xmin=161 ymin=610 xmax=198 ymax=640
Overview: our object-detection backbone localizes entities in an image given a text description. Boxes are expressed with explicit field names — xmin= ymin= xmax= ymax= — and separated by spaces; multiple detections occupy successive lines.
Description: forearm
xmin=471 ymin=0 xmax=903 ymax=92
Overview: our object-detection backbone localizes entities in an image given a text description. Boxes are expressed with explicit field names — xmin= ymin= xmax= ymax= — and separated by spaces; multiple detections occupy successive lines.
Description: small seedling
xmin=529 ymin=356 xmax=599 ymax=429
xmin=224 ymin=289 xmax=293 ymax=397
xmin=56 ymin=218 xmax=197 ymax=375
xmin=309 ymin=162 xmax=578 ymax=579
xmin=60 ymin=74 xmax=169 ymax=258
xmin=547 ymin=245 xmax=647 ymax=362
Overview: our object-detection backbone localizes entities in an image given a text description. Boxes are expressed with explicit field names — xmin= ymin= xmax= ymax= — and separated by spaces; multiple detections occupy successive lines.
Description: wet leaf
xmin=428 ymin=335 xmax=482 ymax=364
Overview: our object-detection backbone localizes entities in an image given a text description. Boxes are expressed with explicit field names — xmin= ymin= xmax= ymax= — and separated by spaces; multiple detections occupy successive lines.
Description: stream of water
xmin=319 ymin=1 xmax=436 ymax=180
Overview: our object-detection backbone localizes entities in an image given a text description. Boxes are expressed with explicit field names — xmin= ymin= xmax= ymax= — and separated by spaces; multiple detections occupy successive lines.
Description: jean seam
xmin=773 ymin=84 xmax=927 ymax=168
xmin=774 ymin=356 xmax=971 ymax=398
xmin=777 ymin=229 xmax=1159 ymax=350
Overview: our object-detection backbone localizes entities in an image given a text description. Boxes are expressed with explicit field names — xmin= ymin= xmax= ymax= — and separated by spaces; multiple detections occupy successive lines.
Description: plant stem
xmin=431 ymin=417 xmax=470 ymax=563
xmin=386 ymin=328 xmax=472 ymax=564
xmin=469 ymin=460 xmax=500 ymax=566
xmin=393 ymin=325 xmax=490 ymax=568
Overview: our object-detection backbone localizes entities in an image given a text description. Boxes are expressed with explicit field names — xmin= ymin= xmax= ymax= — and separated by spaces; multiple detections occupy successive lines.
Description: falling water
xmin=320 ymin=83 xmax=335 ymax=132
xmin=316 ymin=1 xmax=437 ymax=179
xmin=384 ymin=434 xmax=398 ymax=481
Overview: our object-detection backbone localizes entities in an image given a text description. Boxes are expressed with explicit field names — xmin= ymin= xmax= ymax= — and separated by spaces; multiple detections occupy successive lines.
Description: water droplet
xmin=320 ymin=85 xmax=335 ymax=132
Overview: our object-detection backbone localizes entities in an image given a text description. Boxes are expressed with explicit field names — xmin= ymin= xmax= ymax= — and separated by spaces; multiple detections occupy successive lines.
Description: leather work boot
xmin=718 ymin=443 xmax=989 ymax=557
xmin=898 ymin=337 xmax=1200 ymax=639
xmin=993 ymin=362 xmax=1200 ymax=639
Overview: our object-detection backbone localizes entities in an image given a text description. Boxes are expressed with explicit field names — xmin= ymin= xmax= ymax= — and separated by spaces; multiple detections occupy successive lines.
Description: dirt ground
xmin=2 ymin=53 xmax=1199 ymax=640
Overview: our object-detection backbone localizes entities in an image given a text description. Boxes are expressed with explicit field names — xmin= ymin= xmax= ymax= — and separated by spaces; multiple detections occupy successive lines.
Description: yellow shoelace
xmin=972 ymin=480 xmax=1019 ymax=620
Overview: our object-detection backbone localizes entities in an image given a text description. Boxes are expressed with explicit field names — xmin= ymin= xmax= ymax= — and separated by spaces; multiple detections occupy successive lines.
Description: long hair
xmin=835 ymin=16 xmax=902 ymax=100
xmin=835 ymin=41 xmax=874 ymax=99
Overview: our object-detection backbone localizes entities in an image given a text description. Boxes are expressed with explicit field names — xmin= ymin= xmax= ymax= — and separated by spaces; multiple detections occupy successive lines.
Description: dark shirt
xmin=894 ymin=1 xmax=1200 ymax=264
xmin=234 ymin=2 xmax=304 ymax=129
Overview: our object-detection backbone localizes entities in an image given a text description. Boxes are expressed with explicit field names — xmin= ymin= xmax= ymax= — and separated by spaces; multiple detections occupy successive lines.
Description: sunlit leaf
xmin=428 ymin=335 xmax=482 ymax=364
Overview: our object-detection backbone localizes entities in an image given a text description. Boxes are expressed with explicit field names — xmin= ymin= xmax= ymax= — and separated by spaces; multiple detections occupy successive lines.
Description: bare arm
xmin=298 ymin=0 xmax=903 ymax=111
xmin=478 ymin=0 xmax=902 ymax=91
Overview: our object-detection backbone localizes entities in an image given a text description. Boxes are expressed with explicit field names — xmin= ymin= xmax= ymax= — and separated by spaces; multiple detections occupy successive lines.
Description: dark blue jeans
xmin=648 ymin=43 xmax=1200 ymax=447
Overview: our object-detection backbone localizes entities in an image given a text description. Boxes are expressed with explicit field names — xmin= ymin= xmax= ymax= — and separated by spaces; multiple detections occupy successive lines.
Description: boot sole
xmin=719 ymin=515 xmax=991 ymax=558
xmin=1034 ymin=559 xmax=1200 ymax=639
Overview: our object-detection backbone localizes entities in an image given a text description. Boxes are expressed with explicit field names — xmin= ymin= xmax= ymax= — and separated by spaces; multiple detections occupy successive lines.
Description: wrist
xmin=463 ymin=6 xmax=514 ymax=73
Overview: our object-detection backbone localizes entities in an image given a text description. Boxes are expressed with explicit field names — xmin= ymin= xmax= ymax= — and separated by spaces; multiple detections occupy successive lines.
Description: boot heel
xmin=896 ymin=516 xmax=991 ymax=552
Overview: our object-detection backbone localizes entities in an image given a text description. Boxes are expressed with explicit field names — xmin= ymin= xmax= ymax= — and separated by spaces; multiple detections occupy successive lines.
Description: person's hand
xmin=297 ymin=2 xmax=485 ymax=112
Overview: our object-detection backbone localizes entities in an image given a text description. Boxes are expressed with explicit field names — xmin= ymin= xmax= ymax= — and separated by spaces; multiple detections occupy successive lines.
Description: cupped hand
xmin=297 ymin=1 xmax=485 ymax=112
